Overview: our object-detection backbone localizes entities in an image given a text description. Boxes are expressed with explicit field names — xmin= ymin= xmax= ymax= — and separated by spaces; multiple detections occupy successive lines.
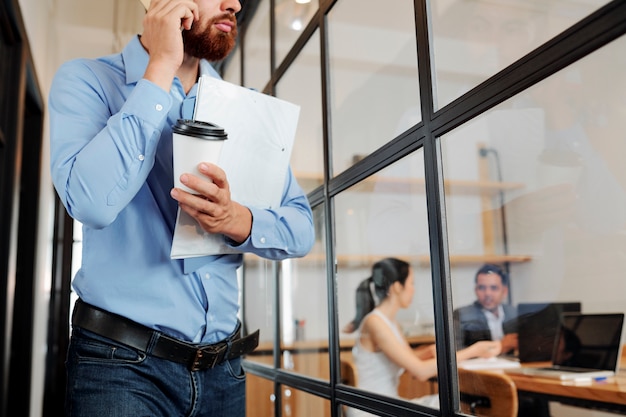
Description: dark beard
xmin=183 ymin=13 xmax=237 ymax=62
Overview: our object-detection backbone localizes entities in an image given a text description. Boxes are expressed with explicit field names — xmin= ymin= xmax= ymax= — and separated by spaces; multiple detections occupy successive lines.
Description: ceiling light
xmin=291 ymin=18 xmax=303 ymax=31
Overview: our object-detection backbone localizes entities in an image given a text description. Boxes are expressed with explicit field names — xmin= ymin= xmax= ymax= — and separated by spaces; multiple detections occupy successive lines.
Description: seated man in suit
xmin=454 ymin=264 xmax=518 ymax=354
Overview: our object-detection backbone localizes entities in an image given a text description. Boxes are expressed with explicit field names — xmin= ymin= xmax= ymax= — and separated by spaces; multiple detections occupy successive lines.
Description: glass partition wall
xmin=234 ymin=1 xmax=626 ymax=417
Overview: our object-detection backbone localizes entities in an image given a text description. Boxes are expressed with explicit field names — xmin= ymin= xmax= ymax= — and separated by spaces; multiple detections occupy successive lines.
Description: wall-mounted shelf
xmin=295 ymin=172 xmax=525 ymax=196
xmin=244 ymin=253 xmax=531 ymax=268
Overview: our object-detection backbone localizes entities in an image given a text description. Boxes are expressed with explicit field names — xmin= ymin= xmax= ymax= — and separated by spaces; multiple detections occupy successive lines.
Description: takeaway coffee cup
xmin=172 ymin=119 xmax=228 ymax=194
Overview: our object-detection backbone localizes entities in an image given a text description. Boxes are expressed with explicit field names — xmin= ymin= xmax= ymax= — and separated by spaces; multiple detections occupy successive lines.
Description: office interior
xmin=1 ymin=0 xmax=626 ymax=416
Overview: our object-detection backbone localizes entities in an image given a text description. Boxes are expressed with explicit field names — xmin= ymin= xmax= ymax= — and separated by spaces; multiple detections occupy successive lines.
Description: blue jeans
xmin=65 ymin=328 xmax=247 ymax=417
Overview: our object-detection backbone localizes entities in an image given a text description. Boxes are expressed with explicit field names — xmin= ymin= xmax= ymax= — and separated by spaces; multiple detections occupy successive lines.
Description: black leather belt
xmin=72 ymin=299 xmax=259 ymax=371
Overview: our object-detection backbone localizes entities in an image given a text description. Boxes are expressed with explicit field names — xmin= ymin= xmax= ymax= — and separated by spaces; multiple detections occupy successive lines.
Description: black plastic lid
xmin=172 ymin=119 xmax=228 ymax=140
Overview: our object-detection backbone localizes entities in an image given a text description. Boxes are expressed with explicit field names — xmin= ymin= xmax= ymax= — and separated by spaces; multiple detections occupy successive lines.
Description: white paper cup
xmin=172 ymin=119 xmax=228 ymax=194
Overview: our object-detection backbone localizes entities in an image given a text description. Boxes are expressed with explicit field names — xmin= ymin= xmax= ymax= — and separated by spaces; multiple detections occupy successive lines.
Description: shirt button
xmin=155 ymin=104 xmax=163 ymax=111
xmin=260 ymin=237 xmax=266 ymax=244
xmin=138 ymin=154 xmax=145 ymax=161
xmin=204 ymin=273 xmax=210 ymax=280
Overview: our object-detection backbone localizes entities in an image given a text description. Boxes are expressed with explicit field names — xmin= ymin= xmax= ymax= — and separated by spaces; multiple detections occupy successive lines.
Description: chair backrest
xmin=340 ymin=359 xmax=358 ymax=387
xmin=339 ymin=359 xmax=359 ymax=417
xmin=458 ymin=368 xmax=518 ymax=417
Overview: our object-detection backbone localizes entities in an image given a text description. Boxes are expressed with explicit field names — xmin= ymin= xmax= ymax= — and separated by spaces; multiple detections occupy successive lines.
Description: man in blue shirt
xmin=49 ymin=1 xmax=314 ymax=416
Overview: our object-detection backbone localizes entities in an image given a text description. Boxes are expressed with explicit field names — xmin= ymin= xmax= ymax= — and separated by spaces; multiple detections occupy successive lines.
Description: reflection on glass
xmin=327 ymin=0 xmax=421 ymax=175
xmin=430 ymin=0 xmax=611 ymax=109
xmin=443 ymin=35 xmax=626 ymax=417
xmin=281 ymin=385 xmax=330 ymax=417
xmin=274 ymin=0 xmax=318 ymax=66
xmin=279 ymin=206 xmax=329 ymax=380
xmin=276 ymin=30 xmax=324 ymax=194
xmin=243 ymin=255 xmax=275 ymax=366
xmin=243 ymin=0 xmax=271 ymax=91
xmin=245 ymin=373 xmax=274 ymax=417
xmin=335 ymin=153 xmax=439 ymax=412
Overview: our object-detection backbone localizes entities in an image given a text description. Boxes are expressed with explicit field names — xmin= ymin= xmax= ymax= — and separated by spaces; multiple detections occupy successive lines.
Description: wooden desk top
xmin=483 ymin=354 xmax=626 ymax=409
xmin=505 ymin=368 xmax=626 ymax=407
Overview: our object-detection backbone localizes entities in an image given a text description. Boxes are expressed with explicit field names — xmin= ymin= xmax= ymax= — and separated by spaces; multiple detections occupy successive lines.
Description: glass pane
xmin=243 ymin=256 xmax=276 ymax=366
xmin=276 ymin=30 xmax=323 ymax=194
xmin=280 ymin=206 xmax=329 ymax=380
xmin=222 ymin=43 xmax=242 ymax=85
xmin=335 ymin=152 xmax=438 ymax=411
xmin=281 ymin=385 xmax=330 ymax=417
xmin=328 ymin=0 xmax=421 ymax=175
xmin=245 ymin=372 xmax=274 ymax=417
xmin=243 ymin=0 xmax=271 ymax=91
xmin=442 ymin=35 xmax=626 ymax=417
xmin=275 ymin=0 xmax=319 ymax=66
xmin=430 ymin=0 xmax=612 ymax=109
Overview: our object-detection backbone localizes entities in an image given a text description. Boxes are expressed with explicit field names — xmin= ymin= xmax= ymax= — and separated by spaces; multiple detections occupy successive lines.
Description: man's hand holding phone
xmin=140 ymin=0 xmax=199 ymax=92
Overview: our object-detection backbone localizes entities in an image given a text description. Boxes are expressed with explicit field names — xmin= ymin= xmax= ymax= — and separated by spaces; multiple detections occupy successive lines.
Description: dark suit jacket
xmin=453 ymin=301 xmax=518 ymax=351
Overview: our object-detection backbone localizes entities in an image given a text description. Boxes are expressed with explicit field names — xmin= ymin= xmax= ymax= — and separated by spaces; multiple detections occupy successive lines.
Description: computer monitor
xmin=517 ymin=302 xmax=582 ymax=363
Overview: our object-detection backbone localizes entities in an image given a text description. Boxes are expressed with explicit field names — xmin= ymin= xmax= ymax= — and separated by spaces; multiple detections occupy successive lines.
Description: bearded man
xmin=49 ymin=1 xmax=314 ymax=415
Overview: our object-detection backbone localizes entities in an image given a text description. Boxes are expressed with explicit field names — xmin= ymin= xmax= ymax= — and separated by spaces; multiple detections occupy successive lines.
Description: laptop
xmin=517 ymin=302 xmax=582 ymax=363
xmin=505 ymin=312 xmax=624 ymax=381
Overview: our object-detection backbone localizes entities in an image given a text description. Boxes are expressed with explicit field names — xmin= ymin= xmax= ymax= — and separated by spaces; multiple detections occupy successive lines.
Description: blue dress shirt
xmin=49 ymin=36 xmax=314 ymax=344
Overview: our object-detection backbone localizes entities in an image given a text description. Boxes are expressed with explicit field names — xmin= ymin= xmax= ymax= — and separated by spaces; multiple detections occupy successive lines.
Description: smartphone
xmin=139 ymin=0 xmax=150 ymax=10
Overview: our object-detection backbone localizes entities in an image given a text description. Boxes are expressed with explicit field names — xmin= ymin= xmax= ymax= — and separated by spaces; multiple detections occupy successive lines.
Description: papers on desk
xmin=458 ymin=357 xmax=521 ymax=370
xmin=170 ymin=76 xmax=300 ymax=258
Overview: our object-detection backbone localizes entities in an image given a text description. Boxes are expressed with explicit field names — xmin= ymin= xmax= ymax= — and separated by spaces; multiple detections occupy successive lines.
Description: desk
xmin=504 ymin=364 xmax=626 ymax=414
xmin=400 ymin=354 xmax=626 ymax=415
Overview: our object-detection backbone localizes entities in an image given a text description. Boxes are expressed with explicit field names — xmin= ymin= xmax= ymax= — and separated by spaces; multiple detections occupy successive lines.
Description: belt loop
xmin=223 ymin=338 xmax=233 ymax=361
xmin=223 ymin=321 xmax=240 ymax=361
xmin=146 ymin=331 xmax=160 ymax=355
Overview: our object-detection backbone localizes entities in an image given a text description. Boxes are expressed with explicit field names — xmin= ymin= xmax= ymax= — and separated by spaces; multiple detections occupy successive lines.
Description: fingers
xmin=170 ymin=163 xmax=232 ymax=231
xmin=198 ymin=163 xmax=227 ymax=189
xmin=148 ymin=0 xmax=199 ymax=21
xmin=145 ymin=0 xmax=199 ymax=37
xmin=174 ymin=163 xmax=227 ymax=199
xmin=141 ymin=0 xmax=199 ymax=86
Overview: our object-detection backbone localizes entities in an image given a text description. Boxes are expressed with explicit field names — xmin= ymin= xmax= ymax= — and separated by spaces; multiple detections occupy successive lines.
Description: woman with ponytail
xmin=348 ymin=258 xmax=501 ymax=413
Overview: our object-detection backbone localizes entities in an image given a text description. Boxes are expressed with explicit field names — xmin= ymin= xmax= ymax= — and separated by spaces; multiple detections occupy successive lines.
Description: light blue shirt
xmin=49 ymin=36 xmax=314 ymax=344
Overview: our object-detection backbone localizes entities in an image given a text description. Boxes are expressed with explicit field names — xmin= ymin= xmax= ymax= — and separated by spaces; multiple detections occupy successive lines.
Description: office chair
xmin=458 ymin=368 xmax=518 ymax=417
xmin=340 ymin=359 xmax=358 ymax=387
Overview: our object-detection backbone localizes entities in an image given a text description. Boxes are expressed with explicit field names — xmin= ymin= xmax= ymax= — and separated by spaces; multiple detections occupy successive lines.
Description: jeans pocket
xmin=70 ymin=328 xmax=146 ymax=365
xmin=224 ymin=356 xmax=246 ymax=380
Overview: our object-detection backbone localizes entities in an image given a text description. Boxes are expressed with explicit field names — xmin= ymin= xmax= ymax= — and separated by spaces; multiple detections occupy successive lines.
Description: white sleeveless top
xmin=348 ymin=309 xmax=440 ymax=417
xmin=353 ymin=309 xmax=405 ymax=396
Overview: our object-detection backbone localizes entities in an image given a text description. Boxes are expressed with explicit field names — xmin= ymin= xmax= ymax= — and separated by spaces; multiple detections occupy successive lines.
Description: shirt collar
xmin=481 ymin=304 xmax=505 ymax=320
xmin=121 ymin=35 xmax=222 ymax=86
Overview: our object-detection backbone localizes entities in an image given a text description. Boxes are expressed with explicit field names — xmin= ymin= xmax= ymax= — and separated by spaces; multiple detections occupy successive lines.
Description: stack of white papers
xmin=170 ymin=76 xmax=300 ymax=258
xmin=458 ymin=357 xmax=521 ymax=370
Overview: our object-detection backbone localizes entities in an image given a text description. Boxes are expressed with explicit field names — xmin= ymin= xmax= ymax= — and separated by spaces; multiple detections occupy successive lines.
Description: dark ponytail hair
xmin=349 ymin=258 xmax=410 ymax=331
xmin=371 ymin=258 xmax=410 ymax=301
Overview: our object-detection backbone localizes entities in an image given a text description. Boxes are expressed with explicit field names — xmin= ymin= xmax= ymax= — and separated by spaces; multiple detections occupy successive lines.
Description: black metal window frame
xmin=236 ymin=1 xmax=626 ymax=417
